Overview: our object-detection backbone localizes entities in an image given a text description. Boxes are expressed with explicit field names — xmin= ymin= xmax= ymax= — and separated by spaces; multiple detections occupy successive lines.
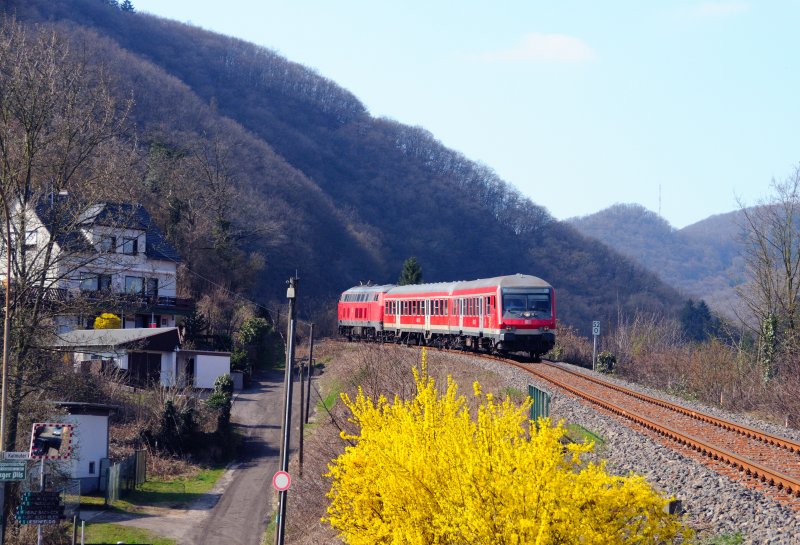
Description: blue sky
xmin=133 ymin=1 xmax=799 ymax=228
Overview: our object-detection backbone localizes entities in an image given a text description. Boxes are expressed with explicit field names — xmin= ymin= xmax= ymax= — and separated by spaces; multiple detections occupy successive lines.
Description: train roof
xmin=341 ymin=283 xmax=395 ymax=294
xmin=386 ymin=274 xmax=551 ymax=296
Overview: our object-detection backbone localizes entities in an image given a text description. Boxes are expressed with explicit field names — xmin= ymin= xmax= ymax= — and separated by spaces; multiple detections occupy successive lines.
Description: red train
xmin=337 ymin=274 xmax=556 ymax=360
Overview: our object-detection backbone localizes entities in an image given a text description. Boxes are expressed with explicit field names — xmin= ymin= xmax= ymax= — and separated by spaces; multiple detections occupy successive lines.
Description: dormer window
xmin=98 ymin=235 xmax=116 ymax=253
xmin=122 ymin=237 xmax=138 ymax=255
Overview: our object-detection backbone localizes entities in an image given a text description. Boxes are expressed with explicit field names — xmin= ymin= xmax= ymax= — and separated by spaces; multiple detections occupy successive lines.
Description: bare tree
xmin=0 ymin=18 xmax=135 ymax=450
xmin=737 ymin=165 xmax=800 ymax=382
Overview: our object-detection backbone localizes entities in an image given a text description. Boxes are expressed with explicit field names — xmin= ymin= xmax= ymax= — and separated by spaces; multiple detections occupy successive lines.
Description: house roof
xmin=51 ymin=327 xmax=180 ymax=352
xmin=35 ymin=197 xmax=181 ymax=262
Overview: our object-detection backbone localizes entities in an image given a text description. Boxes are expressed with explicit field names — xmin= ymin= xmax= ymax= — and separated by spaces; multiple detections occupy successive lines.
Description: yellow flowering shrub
xmin=325 ymin=349 xmax=691 ymax=545
xmin=93 ymin=313 xmax=121 ymax=329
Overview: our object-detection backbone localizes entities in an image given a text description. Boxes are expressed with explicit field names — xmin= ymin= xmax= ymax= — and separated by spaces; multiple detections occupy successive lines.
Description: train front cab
xmin=494 ymin=284 xmax=556 ymax=359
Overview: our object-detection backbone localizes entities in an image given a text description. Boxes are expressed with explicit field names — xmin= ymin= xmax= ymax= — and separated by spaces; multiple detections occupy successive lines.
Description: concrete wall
xmin=63 ymin=414 xmax=109 ymax=493
xmin=194 ymin=354 xmax=231 ymax=389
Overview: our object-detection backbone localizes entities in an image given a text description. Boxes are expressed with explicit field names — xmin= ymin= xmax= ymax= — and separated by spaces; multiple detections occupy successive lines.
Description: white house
xmin=1 ymin=196 xmax=193 ymax=331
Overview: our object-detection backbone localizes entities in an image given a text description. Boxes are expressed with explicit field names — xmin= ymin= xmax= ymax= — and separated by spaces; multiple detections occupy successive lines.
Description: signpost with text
xmin=592 ymin=321 xmax=600 ymax=371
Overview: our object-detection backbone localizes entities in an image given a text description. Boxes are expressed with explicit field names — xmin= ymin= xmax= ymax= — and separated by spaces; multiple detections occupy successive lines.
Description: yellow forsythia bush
xmin=93 ymin=313 xmax=121 ymax=329
xmin=324 ymin=349 xmax=691 ymax=545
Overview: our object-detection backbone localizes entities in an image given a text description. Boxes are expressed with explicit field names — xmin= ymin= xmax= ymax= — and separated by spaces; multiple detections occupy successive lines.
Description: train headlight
xmin=543 ymin=327 xmax=549 ymax=331
xmin=505 ymin=326 xmax=514 ymax=331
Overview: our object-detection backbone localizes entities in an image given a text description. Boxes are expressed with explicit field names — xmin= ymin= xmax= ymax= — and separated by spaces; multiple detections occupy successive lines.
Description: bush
xmin=597 ymin=351 xmax=616 ymax=373
xmin=230 ymin=349 xmax=248 ymax=372
xmin=94 ymin=312 xmax=121 ymax=329
xmin=324 ymin=349 xmax=691 ymax=544
xmin=549 ymin=325 xmax=593 ymax=366
xmin=207 ymin=374 xmax=234 ymax=433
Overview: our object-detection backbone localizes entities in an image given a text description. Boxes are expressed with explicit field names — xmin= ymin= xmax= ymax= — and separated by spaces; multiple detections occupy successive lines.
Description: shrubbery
xmin=324 ymin=349 xmax=690 ymax=544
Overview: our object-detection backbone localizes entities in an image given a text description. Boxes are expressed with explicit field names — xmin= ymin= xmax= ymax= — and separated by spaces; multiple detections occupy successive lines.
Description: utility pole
xmin=305 ymin=323 xmax=314 ymax=424
xmin=275 ymin=277 xmax=298 ymax=545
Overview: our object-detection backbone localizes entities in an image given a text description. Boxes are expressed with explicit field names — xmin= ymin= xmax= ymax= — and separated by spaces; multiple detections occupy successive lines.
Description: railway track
xmin=506 ymin=358 xmax=800 ymax=505
xmin=345 ymin=340 xmax=800 ymax=506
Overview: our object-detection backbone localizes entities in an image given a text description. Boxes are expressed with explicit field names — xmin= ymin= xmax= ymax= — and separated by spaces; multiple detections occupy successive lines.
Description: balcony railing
xmin=0 ymin=286 xmax=194 ymax=313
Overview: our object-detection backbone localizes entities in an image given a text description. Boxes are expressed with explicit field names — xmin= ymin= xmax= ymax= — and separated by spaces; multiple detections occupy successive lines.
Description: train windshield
xmin=501 ymin=288 xmax=552 ymax=319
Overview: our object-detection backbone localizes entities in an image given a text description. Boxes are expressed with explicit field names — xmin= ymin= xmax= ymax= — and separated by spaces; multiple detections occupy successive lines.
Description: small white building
xmin=51 ymin=327 xmax=231 ymax=389
xmin=54 ymin=402 xmax=117 ymax=494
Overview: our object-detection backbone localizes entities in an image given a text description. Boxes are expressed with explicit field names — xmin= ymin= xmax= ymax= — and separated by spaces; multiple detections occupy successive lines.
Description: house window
xmin=145 ymin=278 xmax=158 ymax=298
xmin=98 ymin=274 xmax=112 ymax=291
xmin=125 ymin=276 xmax=144 ymax=294
xmin=122 ymin=237 xmax=138 ymax=255
xmin=98 ymin=235 xmax=116 ymax=253
xmin=80 ymin=273 xmax=98 ymax=291
xmin=24 ymin=230 xmax=38 ymax=248
xmin=81 ymin=273 xmax=112 ymax=292
xmin=89 ymin=461 xmax=95 ymax=475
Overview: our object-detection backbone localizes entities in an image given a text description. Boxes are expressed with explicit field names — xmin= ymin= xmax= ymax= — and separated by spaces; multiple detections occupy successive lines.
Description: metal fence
xmin=61 ymin=479 xmax=80 ymax=519
xmin=528 ymin=384 xmax=552 ymax=422
xmin=104 ymin=449 xmax=147 ymax=505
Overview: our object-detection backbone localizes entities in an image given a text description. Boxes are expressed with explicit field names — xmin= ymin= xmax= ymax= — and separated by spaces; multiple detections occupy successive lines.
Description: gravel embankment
xmin=446 ymin=352 xmax=800 ymax=545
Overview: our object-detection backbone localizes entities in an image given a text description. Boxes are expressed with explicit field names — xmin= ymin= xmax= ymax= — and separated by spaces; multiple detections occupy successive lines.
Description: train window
xmin=434 ymin=300 xmax=439 ymax=315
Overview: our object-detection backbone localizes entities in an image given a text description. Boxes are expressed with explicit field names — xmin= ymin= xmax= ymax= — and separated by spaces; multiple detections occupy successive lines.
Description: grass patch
xmin=261 ymin=516 xmax=277 ymax=544
xmin=125 ymin=467 xmax=225 ymax=508
xmin=563 ymin=423 xmax=605 ymax=447
xmin=700 ymin=532 xmax=743 ymax=545
xmin=499 ymin=386 xmax=527 ymax=403
xmin=318 ymin=381 xmax=341 ymax=413
xmin=83 ymin=523 xmax=176 ymax=544
xmin=81 ymin=467 xmax=226 ymax=513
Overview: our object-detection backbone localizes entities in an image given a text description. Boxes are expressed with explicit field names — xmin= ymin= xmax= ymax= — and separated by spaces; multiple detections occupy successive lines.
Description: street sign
xmin=0 ymin=461 xmax=25 ymax=481
xmin=272 ymin=471 xmax=291 ymax=492
xmin=16 ymin=491 xmax=64 ymax=525
xmin=3 ymin=451 xmax=30 ymax=460
xmin=592 ymin=320 xmax=600 ymax=336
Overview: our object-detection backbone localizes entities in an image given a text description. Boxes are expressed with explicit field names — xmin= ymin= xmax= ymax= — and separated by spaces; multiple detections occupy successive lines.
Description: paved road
xmin=85 ymin=368 xmax=297 ymax=545
xmin=184 ymin=369 xmax=287 ymax=545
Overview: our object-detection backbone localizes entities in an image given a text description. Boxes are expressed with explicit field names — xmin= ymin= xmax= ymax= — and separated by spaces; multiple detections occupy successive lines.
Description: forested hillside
xmin=2 ymin=0 xmax=685 ymax=331
xmin=569 ymin=204 xmax=745 ymax=316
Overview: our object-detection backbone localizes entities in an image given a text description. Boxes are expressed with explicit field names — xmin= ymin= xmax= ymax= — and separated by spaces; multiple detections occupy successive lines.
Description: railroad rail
xmin=506 ymin=359 xmax=800 ymax=500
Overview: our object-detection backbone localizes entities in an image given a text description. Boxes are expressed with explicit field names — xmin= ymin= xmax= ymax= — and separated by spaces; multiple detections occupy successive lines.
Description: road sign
xmin=272 ymin=471 xmax=291 ymax=492
xmin=16 ymin=491 xmax=64 ymax=525
xmin=3 ymin=451 xmax=30 ymax=460
xmin=592 ymin=320 xmax=600 ymax=336
xmin=0 ymin=461 xmax=25 ymax=481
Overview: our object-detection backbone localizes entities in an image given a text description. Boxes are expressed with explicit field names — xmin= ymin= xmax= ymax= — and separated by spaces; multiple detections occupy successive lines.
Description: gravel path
xmin=447 ymin=353 xmax=800 ymax=545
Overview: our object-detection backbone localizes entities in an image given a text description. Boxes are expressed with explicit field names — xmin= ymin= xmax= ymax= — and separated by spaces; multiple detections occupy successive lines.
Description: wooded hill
xmin=2 ymin=0 xmax=684 ymax=332
xmin=569 ymin=204 xmax=745 ymax=317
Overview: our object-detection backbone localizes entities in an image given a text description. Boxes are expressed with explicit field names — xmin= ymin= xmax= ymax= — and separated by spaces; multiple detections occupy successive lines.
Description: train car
xmin=337 ymin=284 xmax=394 ymax=340
xmin=338 ymin=274 xmax=556 ymax=359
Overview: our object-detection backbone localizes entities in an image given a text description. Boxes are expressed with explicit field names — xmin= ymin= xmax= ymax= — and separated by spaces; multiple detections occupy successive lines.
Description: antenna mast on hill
xmin=659 ymin=184 xmax=662 ymax=217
